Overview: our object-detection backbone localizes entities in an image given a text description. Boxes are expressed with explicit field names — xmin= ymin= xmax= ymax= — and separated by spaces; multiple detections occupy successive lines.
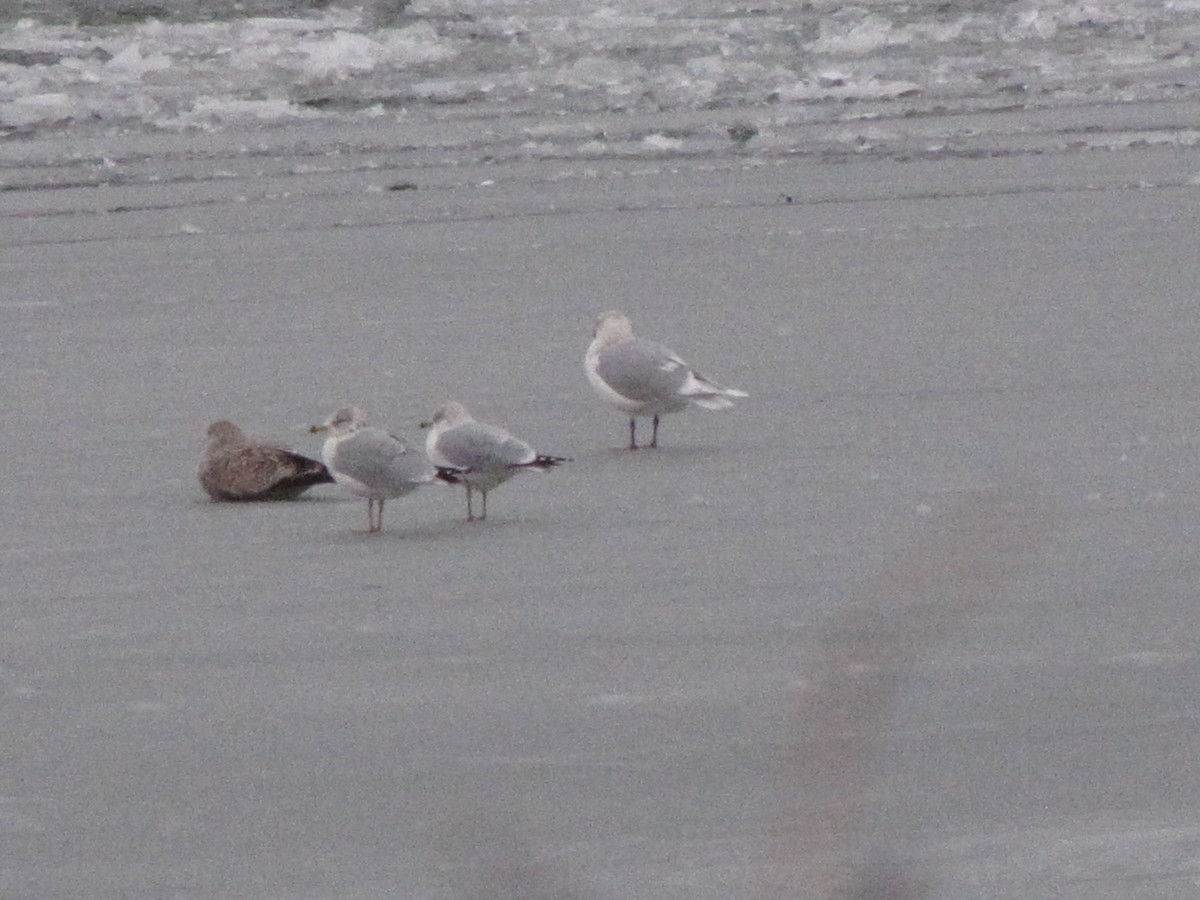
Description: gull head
xmin=421 ymin=400 xmax=472 ymax=430
xmin=205 ymin=420 xmax=246 ymax=448
xmin=311 ymin=406 xmax=368 ymax=436
xmin=592 ymin=310 xmax=634 ymax=347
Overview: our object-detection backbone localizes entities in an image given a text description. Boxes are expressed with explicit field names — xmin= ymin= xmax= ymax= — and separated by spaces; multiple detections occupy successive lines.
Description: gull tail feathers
xmin=282 ymin=454 xmax=337 ymax=488
xmin=510 ymin=454 xmax=572 ymax=473
xmin=435 ymin=466 xmax=465 ymax=485
xmin=683 ymin=371 xmax=748 ymax=409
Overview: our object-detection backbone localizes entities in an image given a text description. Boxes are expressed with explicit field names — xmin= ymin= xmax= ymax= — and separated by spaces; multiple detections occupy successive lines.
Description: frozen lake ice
xmin=3 ymin=2 xmax=1200 ymax=898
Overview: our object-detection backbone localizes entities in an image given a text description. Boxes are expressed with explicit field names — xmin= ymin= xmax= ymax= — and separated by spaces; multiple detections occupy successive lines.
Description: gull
xmin=421 ymin=401 xmax=570 ymax=522
xmin=585 ymin=310 xmax=747 ymax=449
xmin=309 ymin=407 xmax=459 ymax=533
xmin=198 ymin=420 xmax=333 ymax=502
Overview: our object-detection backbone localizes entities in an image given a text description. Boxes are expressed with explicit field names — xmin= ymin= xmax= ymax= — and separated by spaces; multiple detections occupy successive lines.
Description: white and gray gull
xmin=310 ymin=406 xmax=460 ymax=533
xmin=421 ymin=400 xmax=569 ymax=522
xmin=585 ymin=310 xmax=747 ymax=449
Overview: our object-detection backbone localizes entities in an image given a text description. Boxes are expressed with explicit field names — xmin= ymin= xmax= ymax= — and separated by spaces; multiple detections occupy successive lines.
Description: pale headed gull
xmin=420 ymin=400 xmax=570 ymax=522
xmin=309 ymin=407 xmax=460 ymax=533
xmin=585 ymin=310 xmax=748 ymax=449
xmin=198 ymin=420 xmax=333 ymax=502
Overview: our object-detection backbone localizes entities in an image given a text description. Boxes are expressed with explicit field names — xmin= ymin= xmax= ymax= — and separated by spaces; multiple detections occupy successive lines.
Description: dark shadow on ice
xmin=757 ymin=484 xmax=1049 ymax=900
xmin=431 ymin=486 xmax=1049 ymax=900
xmin=437 ymin=813 xmax=593 ymax=900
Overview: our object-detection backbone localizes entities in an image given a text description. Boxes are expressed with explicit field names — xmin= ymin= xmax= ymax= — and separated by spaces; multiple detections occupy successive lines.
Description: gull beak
xmin=418 ymin=419 xmax=432 ymax=429
xmin=309 ymin=424 xmax=329 ymax=434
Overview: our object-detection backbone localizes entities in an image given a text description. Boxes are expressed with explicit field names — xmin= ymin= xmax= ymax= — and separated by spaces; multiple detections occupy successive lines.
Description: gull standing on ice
xmin=198 ymin=420 xmax=333 ymax=502
xmin=421 ymin=400 xmax=570 ymax=522
xmin=585 ymin=310 xmax=748 ymax=449
xmin=310 ymin=407 xmax=459 ymax=533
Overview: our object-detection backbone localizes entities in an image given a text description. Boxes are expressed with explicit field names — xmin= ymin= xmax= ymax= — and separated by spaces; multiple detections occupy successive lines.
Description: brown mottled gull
xmin=198 ymin=420 xmax=333 ymax=502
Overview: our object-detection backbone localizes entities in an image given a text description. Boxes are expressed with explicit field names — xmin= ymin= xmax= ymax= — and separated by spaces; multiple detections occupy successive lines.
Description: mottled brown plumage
xmin=198 ymin=420 xmax=333 ymax=502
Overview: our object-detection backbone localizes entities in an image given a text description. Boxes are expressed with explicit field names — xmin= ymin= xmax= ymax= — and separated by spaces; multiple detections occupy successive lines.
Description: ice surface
xmin=4 ymin=133 xmax=1200 ymax=899
xmin=3 ymin=2 xmax=1200 ymax=899
xmin=2 ymin=0 xmax=1199 ymax=160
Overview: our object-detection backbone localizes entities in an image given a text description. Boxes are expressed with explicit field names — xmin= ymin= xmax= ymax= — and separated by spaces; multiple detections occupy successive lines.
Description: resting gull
xmin=198 ymin=420 xmax=333 ymax=502
xmin=585 ymin=310 xmax=747 ymax=449
xmin=310 ymin=406 xmax=459 ymax=533
xmin=421 ymin=400 xmax=569 ymax=522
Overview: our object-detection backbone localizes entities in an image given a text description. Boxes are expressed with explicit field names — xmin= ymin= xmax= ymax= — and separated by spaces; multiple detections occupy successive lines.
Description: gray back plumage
xmin=436 ymin=421 xmax=537 ymax=470
xmin=328 ymin=427 xmax=435 ymax=498
xmin=595 ymin=337 xmax=690 ymax=406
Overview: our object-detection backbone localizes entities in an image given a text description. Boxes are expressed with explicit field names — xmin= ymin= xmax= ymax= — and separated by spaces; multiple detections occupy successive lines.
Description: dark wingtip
xmin=211 ymin=468 xmax=333 ymax=502
xmin=203 ymin=454 xmax=335 ymax=501
xmin=435 ymin=466 xmax=465 ymax=485
xmin=284 ymin=453 xmax=336 ymax=485
xmin=255 ymin=458 xmax=335 ymax=499
xmin=513 ymin=454 xmax=571 ymax=471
